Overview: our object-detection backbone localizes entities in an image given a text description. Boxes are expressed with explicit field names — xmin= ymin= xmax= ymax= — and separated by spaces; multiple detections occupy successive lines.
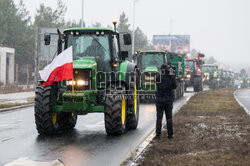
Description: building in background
xmin=153 ymin=35 xmax=190 ymax=54
xmin=0 ymin=46 xmax=15 ymax=85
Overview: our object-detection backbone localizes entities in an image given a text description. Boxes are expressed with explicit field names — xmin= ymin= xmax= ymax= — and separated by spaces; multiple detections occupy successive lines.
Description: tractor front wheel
xmin=104 ymin=86 xmax=127 ymax=135
xmin=34 ymin=86 xmax=61 ymax=135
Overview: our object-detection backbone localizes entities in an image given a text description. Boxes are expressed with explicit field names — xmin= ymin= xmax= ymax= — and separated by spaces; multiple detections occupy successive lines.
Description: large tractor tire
xmin=194 ymin=76 xmax=202 ymax=92
xmin=126 ymin=84 xmax=139 ymax=130
xmin=104 ymin=85 xmax=127 ymax=135
xmin=35 ymin=86 xmax=62 ymax=135
xmin=59 ymin=113 xmax=77 ymax=130
xmin=35 ymin=85 xmax=77 ymax=135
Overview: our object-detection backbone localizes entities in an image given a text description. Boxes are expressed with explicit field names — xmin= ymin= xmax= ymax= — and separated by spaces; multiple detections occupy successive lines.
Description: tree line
xmin=0 ymin=0 xmax=151 ymax=84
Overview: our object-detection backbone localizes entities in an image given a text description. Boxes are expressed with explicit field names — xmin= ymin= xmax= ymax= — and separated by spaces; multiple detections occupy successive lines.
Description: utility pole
xmin=81 ymin=0 xmax=84 ymax=27
xmin=34 ymin=27 xmax=38 ymax=88
xmin=169 ymin=20 xmax=174 ymax=52
xmin=132 ymin=0 xmax=139 ymax=56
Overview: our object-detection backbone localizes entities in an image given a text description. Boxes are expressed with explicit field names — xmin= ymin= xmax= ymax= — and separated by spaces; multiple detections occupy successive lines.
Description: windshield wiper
xmin=89 ymin=34 xmax=107 ymax=53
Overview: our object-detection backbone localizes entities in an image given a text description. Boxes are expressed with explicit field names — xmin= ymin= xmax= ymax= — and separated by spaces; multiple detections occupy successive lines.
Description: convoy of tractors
xmin=35 ymin=22 xmax=249 ymax=136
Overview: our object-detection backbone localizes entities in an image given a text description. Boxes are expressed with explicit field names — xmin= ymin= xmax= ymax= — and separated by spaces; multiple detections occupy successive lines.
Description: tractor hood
xmin=73 ymin=57 xmax=97 ymax=69
xmin=144 ymin=66 xmax=158 ymax=72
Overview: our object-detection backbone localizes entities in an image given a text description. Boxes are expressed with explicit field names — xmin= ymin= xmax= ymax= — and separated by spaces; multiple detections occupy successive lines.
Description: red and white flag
xmin=39 ymin=46 xmax=73 ymax=87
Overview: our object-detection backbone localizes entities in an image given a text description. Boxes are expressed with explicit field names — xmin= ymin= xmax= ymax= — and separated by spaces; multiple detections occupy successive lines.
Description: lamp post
xmin=132 ymin=0 xmax=139 ymax=56
xmin=81 ymin=0 xmax=84 ymax=27
xmin=169 ymin=19 xmax=174 ymax=52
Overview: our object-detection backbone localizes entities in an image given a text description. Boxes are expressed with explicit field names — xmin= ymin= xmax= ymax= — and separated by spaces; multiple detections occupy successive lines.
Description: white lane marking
xmin=4 ymin=157 xmax=64 ymax=166
xmin=1 ymin=136 xmax=15 ymax=142
xmin=0 ymin=120 xmax=22 ymax=128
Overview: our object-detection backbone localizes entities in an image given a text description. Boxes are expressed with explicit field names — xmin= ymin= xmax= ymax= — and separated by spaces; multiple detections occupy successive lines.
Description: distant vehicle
xmin=201 ymin=64 xmax=219 ymax=89
xmin=184 ymin=53 xmax=205 ymax=92
xmin=234 ymin=73 xmax=241 ymax=88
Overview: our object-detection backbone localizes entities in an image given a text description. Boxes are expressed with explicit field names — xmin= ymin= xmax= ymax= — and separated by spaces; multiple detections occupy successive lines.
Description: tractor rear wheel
xmin=126 ymin=84 xmax=139 ymax=130
xmin=104 ymin=86 xmax=127 ymax=135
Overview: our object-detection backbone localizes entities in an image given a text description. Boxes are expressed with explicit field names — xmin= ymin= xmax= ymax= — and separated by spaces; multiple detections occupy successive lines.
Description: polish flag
xmin=39 ymin=46 xmax=73 ymax=87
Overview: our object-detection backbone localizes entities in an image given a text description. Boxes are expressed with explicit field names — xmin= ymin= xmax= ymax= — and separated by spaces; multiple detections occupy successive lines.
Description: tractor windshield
xmin=67 ymin=34 xmax=110 ymax=62
xmin=186 ymin=60 xmax=195 ymax=70
xmin=139 ymin=53 xmax=165 ymax=69
xmin=202 ymin=66 xmax=216 ymax=73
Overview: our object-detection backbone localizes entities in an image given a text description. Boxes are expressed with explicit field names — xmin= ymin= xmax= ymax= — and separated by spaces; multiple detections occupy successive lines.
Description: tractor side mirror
xmin=44 ymin=34 xmax=51 ymax=45
xmin=123 ymin=34 xmax=131 ymax=45
xmin=199 ymin=53 xmax=205 ymax=58
xmin=121 ymin=51 xmax=128 ymax=60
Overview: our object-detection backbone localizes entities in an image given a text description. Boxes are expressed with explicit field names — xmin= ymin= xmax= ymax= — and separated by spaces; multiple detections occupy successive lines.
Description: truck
xmin=35 ymin=23 xmax=140 ymax=136
xmin=134 ymin=50 xmax=186 ymax=101
xmin=166 ymin=51 xmax=186 ymax=99
xmin=184 ymin=53 xmax=205 ymax=92
xmin=201 ymin=64 xmax=219 ymax=89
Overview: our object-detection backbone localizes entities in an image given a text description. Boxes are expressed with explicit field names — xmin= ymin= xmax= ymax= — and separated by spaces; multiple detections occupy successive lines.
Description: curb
xmin=233 ymin=89 xmax=250 ymax=116
xmin=124 ymin=93 xmax=194 ymax=166
xmin=0 ymin=103 xmax=34 ymax=113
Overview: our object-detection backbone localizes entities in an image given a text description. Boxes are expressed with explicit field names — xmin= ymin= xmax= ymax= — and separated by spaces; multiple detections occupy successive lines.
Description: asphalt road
xmin=235 ymin=88 xmax=250 ymax=115
xmin=0 ymin=92 xmax=194 ymax=166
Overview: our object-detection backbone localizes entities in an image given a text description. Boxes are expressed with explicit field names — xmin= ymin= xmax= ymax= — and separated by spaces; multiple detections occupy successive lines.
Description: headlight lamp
xmin=66 ymin=80 xmax=76 ymax=86
xmin=145 ymin=75 xmax=155 ymax=81
xmin=66 ymin=80 xmax=88 ymax=86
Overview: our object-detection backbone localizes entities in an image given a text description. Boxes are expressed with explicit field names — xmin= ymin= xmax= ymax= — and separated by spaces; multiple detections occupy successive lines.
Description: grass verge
xmin=137 ymin=89 xmax=250 ymax=166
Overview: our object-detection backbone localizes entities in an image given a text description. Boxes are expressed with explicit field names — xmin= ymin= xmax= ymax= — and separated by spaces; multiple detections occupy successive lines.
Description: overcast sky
xmin=14 ymin=0 xmax=250 ymax=70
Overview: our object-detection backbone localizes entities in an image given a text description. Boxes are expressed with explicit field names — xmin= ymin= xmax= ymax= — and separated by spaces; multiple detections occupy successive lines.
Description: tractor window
xmin=112 ymin=35 xmax=119 ymax=58
xmin=67 ymin=34 xmax=110 ymax=62
xmin=139 ymin=53 xmax=164 ymax=69
xmin=67 ymin=34 xmax=111 ymax=72
xmin=186 ymin=60 xmax=195 ymax=70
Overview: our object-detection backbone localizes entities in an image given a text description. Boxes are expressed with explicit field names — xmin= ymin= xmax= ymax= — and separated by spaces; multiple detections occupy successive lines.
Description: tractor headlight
xmin=66 ymin=80 xmax=76 ymax=86
xmin=240 ymin=80 xmax=243 ymax=83
xmin=217 ymin=78 xmax=220 ymax=81
xmin=77 ymin=80 xmax=88 ymax=86
xmin=145 ymin=75 xmax=155 ymax=81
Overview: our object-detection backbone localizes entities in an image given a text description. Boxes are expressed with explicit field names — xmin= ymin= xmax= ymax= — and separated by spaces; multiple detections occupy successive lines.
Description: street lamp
xmin=81 ymin=0 xmax=84 ymax=27
xmin=169 ymin=19 xmax=174 ymax=52
xmin=132 ymin=0 xmax=139 ymax=56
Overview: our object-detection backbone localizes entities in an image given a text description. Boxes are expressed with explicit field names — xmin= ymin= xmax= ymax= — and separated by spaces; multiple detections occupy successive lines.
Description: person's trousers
xmin=156 ymin=102 xmax=173 ymax=136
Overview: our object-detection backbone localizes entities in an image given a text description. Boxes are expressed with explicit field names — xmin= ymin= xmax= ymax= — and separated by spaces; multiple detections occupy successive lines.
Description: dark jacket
xmin=155 ymin=73 xmax=177 ymax=103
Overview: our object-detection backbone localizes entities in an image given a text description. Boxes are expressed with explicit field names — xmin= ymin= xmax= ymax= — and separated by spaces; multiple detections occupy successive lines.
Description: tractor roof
xmin=64 ymin=27 xmax=115 ymax=33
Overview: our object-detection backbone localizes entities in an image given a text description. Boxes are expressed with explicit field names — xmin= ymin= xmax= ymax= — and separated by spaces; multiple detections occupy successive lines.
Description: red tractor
xmin=184 ymin=53 xmax=205 ymax=92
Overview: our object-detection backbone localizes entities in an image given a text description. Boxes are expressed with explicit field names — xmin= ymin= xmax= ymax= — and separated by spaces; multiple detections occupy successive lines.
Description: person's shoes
xmin=168 ymin=135 xmax=173 ymax=139
xmin=154 ymin=134 xmax=161 ymax=140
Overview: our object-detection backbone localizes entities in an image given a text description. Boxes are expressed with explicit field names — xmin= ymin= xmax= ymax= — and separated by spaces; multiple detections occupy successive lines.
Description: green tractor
xmin=35 ymin=26 xmax=140 ymax=136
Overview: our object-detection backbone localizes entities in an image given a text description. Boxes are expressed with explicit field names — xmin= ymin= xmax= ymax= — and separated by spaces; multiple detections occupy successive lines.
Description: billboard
xmin=153 ymin=35 xmax=190 ymax=54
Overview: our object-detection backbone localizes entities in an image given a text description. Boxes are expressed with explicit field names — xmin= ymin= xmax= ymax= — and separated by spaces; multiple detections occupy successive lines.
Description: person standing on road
xmin=155 ymin=64 xmax=177 ymax=139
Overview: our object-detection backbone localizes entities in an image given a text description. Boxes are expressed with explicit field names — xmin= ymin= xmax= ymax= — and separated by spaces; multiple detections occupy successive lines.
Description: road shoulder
xmin=136 ymin=89 xmax=250 ymax=166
